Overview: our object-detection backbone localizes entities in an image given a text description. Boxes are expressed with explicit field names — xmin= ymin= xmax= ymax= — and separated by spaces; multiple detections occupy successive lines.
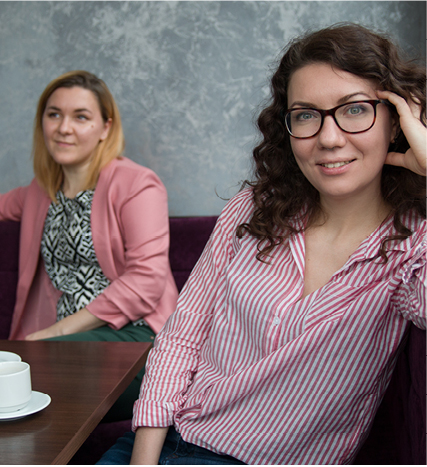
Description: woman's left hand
xmin=25 ymin=325 xmax=61 ymax=341
xmin=377 ymin=90 xmax=426 ymax=177
xmin=25 ymin=307 xmax=106 ymax=340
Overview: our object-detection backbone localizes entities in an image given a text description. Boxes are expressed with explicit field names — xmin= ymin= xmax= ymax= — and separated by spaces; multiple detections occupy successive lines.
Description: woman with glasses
xmin=99 ymin=24 xmax=425 ymax=464
xmin=0 ymin=70 xmax=178 ymax=420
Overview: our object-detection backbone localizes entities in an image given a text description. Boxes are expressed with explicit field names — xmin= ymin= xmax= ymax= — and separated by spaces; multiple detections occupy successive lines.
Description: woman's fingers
xmin=377 ymin=90 xmax=426 ymax=176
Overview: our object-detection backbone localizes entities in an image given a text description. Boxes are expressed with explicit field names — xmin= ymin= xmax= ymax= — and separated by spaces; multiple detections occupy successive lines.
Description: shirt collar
xmin=362 ymin=214 xmax=424 ymax=261
xmin=289 ymin=211 xmax=423 ymax=267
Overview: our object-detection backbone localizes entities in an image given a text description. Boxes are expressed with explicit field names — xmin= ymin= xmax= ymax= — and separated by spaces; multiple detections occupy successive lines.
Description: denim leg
xmin=187 ymin=445 xmax=245 ymax=465
xmin=160 ymin=428 xmax=245 ymax=465
xmin=96 ymin=427 xmax=182 ymax=465
xmin=96 ymin=431 xmax=135 ymax=465
xmin=96 ymin=427 xmax=245 ymax=465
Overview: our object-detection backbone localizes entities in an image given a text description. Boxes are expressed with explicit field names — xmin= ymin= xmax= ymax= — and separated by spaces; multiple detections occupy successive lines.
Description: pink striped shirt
xmin=133 ymin=188 xmax=426 ymax=465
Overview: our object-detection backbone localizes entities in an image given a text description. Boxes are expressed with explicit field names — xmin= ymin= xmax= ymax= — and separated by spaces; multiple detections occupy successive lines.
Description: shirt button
xmin=273 ymin=316 xmax=280 ymax=325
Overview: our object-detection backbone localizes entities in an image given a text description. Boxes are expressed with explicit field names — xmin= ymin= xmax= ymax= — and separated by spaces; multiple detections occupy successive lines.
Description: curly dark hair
xmin=237 ymin=23 xmax=426 ymax=261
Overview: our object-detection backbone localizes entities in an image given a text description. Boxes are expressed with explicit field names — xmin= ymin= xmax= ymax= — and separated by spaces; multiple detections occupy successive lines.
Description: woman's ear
xmin=100 ymin=118 xmax=112 ymax=142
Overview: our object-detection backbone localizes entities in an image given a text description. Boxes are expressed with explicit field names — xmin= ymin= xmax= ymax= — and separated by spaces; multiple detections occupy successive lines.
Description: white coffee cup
xmin=0 ymin=351 xmax=22 ymax=363
xmin=0 ymin=361 xmax=32 ymax=413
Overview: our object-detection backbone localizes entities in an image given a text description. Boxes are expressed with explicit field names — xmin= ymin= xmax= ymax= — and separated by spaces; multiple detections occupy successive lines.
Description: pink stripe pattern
xmin=133 ymin=189 xmax=426 ymax=465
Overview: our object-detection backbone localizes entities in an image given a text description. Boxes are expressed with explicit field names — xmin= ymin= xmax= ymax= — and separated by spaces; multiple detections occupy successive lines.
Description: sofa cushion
xmin=169 ymin=216 xmax=217 ymax=291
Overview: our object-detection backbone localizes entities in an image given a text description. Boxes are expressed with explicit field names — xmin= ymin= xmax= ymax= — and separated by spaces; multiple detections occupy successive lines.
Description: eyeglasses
xmin=284 ymin=99 xmax=388 ymax=139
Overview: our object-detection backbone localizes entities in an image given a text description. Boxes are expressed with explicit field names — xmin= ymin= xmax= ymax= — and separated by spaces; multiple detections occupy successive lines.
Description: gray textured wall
xmin=0 ymin=1 xmax=425 ymax=215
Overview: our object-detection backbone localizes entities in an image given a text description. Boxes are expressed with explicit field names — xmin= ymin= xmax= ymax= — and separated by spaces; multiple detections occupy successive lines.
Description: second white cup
xmin=0 ymin=351 xmax=22 ymax=363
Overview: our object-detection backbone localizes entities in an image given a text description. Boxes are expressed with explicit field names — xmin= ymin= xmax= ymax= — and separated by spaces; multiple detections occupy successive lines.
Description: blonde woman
xmin=0 ymin=71 xmax=178 ymax=420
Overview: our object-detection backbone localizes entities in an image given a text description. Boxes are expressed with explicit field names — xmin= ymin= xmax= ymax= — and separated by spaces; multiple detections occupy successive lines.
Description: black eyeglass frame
xmin=284 ymin=99 xmax=390 ymax=139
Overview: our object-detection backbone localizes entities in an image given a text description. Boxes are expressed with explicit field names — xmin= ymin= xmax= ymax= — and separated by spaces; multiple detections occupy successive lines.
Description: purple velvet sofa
xmin=0 ymin=219 xmax=425 ymax=465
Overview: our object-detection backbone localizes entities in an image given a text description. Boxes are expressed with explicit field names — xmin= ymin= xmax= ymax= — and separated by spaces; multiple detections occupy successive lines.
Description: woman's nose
xmin=57 ymin=117 xmax=72 ymax=134
xmin=317 ymin=115 xmax=346 ymax=149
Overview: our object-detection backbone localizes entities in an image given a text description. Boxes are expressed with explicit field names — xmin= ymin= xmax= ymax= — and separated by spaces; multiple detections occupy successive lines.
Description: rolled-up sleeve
xmin=393 ymin=238 xmax=426 ymax=329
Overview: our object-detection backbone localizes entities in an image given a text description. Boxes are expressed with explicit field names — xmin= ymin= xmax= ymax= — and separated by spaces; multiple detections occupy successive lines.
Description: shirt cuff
xmin=132 ymin=398 xmax=178 ymax=432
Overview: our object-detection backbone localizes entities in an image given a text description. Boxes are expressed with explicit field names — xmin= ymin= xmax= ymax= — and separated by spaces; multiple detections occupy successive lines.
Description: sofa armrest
xmin=390 ymin=325 xmax=426 ymax=464
xmin=0 ymin=221 xmax=20 ymax=339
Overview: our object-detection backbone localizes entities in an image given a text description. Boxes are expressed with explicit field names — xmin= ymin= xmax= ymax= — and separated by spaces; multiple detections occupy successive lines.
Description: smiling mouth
xmin=319 ymin=160 xmax=355 ymax=168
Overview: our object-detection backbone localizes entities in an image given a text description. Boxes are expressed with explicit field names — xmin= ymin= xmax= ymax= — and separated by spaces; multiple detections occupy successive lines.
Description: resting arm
xmin=86 ymin=169 xmax=174 ymax=329
xmin=376 ymin=91 xmax=426 ymax=328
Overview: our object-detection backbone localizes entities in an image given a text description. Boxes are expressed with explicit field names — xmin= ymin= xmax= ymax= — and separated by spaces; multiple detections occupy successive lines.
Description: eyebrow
xmin=45 ymin=105 xmax=93 ymax=114
xmin=289 ymin=92 xmax=374 ymax=109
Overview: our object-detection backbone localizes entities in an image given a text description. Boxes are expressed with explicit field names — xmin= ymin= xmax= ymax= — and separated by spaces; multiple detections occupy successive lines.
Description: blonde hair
xmin=33 ymin=70 xmax=125 ymax=201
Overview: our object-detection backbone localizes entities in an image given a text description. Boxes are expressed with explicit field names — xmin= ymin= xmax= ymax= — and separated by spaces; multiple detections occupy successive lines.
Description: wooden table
xmin=0 ymin=340 xmax=151 ymax=465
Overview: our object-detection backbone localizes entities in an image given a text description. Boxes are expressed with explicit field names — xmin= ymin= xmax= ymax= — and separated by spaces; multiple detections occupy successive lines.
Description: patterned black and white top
xmin=40 ymin=190 xmax=110 ymax=322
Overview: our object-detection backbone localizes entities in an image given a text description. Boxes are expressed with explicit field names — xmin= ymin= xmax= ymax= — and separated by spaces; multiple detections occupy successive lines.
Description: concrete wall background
xmin=0 ymin=1 xmax=425 ymax=215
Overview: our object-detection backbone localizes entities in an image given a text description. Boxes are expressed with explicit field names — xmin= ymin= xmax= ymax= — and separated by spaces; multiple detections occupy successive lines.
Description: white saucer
xmin=0 ymin=351 xmax=21 ymax=362
xmin=0 ymin=391 xmax=51 ymax=420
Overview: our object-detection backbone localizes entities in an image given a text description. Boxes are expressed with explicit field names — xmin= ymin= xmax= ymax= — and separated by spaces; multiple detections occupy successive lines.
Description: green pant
xmin=44 ymin=322 xmax=155 ymax=422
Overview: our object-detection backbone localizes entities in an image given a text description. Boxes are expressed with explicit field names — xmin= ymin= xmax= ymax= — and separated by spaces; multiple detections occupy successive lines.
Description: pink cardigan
xmin=0 ymin=157 xmax=178 ymax=340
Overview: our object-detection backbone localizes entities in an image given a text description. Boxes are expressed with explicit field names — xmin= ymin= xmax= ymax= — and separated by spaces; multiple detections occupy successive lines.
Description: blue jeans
xmin=97 ymin=427 xmax=245 ymax=465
